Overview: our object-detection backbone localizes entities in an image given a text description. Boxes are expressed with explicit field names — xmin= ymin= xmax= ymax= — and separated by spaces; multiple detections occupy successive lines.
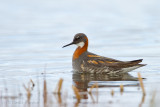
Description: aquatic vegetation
xmin=0 ymin=72 xmax=159 ymax=107
xmin=138 ymin=72 xmax=146 ymax=95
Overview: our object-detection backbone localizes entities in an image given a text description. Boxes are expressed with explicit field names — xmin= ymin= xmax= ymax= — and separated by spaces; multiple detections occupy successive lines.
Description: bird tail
xmin=121 ymin=59 xmax=146 ymax=73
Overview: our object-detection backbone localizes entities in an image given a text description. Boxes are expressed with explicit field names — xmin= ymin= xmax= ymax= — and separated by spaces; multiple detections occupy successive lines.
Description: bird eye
xmin=75 ymin=36 xmax=80 ymax=40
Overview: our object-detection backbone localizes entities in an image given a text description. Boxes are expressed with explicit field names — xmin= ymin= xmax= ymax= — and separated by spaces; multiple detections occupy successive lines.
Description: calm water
xmin=0 ymin=0 xmax=160 ymax=107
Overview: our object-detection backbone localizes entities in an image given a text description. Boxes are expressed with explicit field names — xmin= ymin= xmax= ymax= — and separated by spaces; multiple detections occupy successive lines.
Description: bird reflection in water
xmin=72 ymin=72 xmax=140 ymax=99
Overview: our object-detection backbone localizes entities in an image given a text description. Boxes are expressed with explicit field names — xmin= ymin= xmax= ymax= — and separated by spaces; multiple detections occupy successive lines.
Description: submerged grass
xmin=120 ymin=84 xmax=124 ymax=94
xmin=30 ymin=79 xmax=35 ymax=87
xmin=150 ymin=90 xmax=156 ymax=107
xmin=138 ymin=72 xmax=146 ymax=107
xmin=89 ymin=83 xmax=99 ymax=103
xmin=43 ymin=79 xmax=47 ymax=106
xmin=138 ymin=72 xmax=146 ymax=95
xmin=54 ymin=78 xmax=63 ymax=94
xmin=89 ymin=83 xmax=98 ymax=94
xmin=1 ymin=72 xmax=159 ymax=107
xmin=23 ymin=82 xmax=32 ymax=103
xmin=72 ymin=85 xmax=81 ymax=103
xmin=89 ymin=92 xmax=96 ymax=103
xmin=111 ymin=89 xmax=114 ymax=96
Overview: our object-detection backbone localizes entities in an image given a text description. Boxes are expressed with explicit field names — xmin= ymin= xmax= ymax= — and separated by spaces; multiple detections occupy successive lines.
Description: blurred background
xmin=1 ymin=0 xmax=160 ymax=58
xmin=0 ymin=0 xmax=160 ymax=73
xmin=0 ymin=0 xmax=160 ymax=106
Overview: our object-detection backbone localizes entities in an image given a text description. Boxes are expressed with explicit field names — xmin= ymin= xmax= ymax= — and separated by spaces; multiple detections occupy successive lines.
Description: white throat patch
xmin=76 ymin=42 xmax=85 ymax=48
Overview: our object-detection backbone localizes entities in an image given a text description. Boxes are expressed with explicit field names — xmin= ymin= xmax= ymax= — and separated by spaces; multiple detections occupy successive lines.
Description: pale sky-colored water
xmin=1 ymin=0 xmax=160 ymax=57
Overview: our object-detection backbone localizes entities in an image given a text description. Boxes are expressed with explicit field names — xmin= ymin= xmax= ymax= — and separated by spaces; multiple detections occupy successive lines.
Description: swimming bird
xmin=63 ymin=33 xmax=146 ymax=74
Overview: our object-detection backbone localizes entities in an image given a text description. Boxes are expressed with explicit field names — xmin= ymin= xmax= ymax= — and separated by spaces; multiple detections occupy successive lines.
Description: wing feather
xmin=85 ymin=52 xmax=143 ymax=68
